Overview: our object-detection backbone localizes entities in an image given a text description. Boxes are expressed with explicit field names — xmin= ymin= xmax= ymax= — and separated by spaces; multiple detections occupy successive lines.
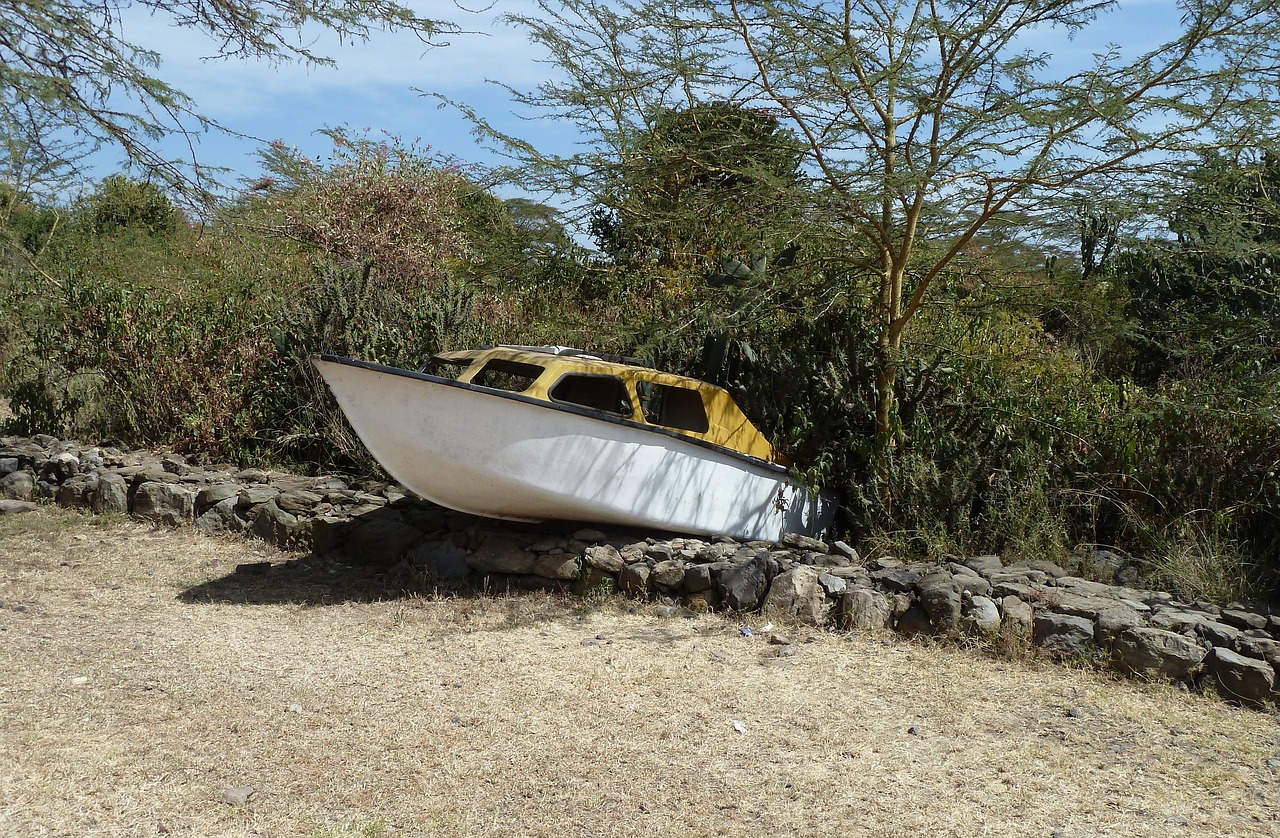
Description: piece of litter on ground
xmin=732 ymin=720 xmax=748 ymax=734
xmin=287 ymin=703 xmax=303 ymax=714
xmin=760 ymin=622 xmax=773 ymax=632
xmin=738 ymin=626 xmax=754 ymax=637
xmin=221 ymin=787 xmax=255 ymax=807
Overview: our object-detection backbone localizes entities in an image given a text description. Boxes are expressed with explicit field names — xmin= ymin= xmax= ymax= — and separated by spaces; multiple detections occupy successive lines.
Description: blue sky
xmin=111 ymin=0 xmax=1175 ymax=201
xmin=113 ymin=1 xmax=568 ymax=190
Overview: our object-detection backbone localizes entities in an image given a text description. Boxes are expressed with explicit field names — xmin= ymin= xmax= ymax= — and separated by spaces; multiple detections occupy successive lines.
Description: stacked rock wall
xmin=2 ymin=434 xmax=1277 ymax=708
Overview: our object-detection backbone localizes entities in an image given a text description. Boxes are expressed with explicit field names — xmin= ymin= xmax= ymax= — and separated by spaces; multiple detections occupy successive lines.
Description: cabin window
xmin=637 ymin=381 xmax=710 ymax=433
xmin=425 ymin=357 xmax=468 ymax=379
xmin=472 ymin=359 xmax=544 ymax=393
xmin=550 ymin=374 xmax=633 ymax=417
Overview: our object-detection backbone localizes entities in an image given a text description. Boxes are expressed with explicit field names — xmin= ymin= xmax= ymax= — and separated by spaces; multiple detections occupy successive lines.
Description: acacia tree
xmin=0 ymin=0 xmax=452 ymax=195
xmin=473 ymin=0 xmax=1280 ymax=448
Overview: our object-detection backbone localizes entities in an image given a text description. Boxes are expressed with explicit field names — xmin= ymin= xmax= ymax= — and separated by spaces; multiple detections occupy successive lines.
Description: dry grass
xmin=1 ymin=507 xmax=1278 ymax=838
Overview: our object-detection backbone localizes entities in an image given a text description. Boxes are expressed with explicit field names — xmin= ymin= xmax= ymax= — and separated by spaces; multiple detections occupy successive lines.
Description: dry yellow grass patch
xmin=1 ymin=507 xmax=1277 ymax=837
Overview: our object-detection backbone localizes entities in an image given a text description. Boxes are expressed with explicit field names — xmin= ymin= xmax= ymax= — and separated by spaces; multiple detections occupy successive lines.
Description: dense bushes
xmin=1 ymin=153 xmax=1276 ymax=603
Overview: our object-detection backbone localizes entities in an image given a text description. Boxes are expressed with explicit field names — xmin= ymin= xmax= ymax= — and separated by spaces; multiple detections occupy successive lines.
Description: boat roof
xmin=430 ymin=344 xmax=788 ymax=466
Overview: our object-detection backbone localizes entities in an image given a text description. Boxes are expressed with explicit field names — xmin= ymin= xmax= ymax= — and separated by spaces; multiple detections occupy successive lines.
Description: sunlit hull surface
xmin=313 ymin=355 xmax=834 ymax=542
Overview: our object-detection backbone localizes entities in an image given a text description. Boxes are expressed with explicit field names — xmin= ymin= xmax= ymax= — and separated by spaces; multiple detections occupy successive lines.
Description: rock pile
xmin=3 ymin=434 xmax=1277 ymax=707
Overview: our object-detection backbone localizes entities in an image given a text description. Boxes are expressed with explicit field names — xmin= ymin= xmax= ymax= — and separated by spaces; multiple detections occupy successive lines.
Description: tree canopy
xmin=473 ymin=0 xmax=1280 ymax=445
xmin=0 ymin=0 xmax=452 ymax=196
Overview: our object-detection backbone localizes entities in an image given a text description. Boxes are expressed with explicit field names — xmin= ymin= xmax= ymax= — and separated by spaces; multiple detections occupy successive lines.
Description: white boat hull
xmin=313 ymin=356 xmax=834 ymax=542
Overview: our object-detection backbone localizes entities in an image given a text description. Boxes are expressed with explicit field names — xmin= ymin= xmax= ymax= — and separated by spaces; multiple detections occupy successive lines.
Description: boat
xmin=311 ymin=345 xmax=836 ymax=542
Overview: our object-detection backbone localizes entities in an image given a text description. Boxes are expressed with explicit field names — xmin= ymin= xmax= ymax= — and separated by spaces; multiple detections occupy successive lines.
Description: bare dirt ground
xmin=1 ymin=508 xmax=1277 ymax=838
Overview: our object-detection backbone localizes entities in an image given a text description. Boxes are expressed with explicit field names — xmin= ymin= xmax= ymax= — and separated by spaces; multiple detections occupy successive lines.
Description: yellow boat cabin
xmin=427 ymin=345 xmax=790 ymax=467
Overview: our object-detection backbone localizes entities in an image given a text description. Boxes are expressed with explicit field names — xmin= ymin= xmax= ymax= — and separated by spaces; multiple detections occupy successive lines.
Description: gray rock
xmin=346 ymin=517 xmax=424 ymax=563
xmin=781 ymin=532 xmax=828 ymax=553
xmin=237 ymin=485 xmax=280 ymax=506
xmin=651 ymin=560 xmax=686 ymax=588
xmin=990 ymin=569 xmax=1049 ymax=586
xmin=762 ymin=566 xmax=830 ymax=626
xmin=527 ymin=536 xmax=568 ymax=553
xmin=47 ymin=450 xmax=80 ymax=481
xmin=831 ymin=540 xmax=860 ymax=562
xmin=798 ymin=551 xmax=851 ymax=568
xmin=1220 ymin=608 xmax=1269 ymax=632
xmin=817 ymin=572 xmax=847 ymax=596
xmin=133 ymin=481 xmax=195 ymax=525
xmin=918 ymin=577 xmax=962 ymax=633
xmin=531 ymin=552 xmax=579 ymax=581
xmin=1205 ymin=647 xmax=1277 ymax=707
xmin=251 ymin=499 xmax=300 ymax=547
xmin=962 ymin=595 xmax=1001 ymax=634
xmin=584 ymin=544 xmax=624 ymax=573
xmin=953 ymin=574 xmax=992 ymax=597
xmin=1234 ymin=633 xmax=1280 ymax=669
xmin=0 ymin=457 xmax=18 ymax=476
xmin=1110 ymin=627 xmax=1207 ymax=680
xmin=963 ymin=554 xmax=1003 ymax=577
xmin=465 ymin=536 xmax=535 ymax=575
xmin=90 ymin=471 xmax=129 ymax=515
xmin=715 ymin=556 xmax=769 ymax=612
xmin=195 ymin=496 xmax=247 ymax=535
xmin=234 ymin=468 xmax=269 ymax=484
xmin=645 ymin=543 xmax=675 ymax=562
xmin=55 ymin=473 xmax=95 ymax=509
xmin=1194 ymin=620 xmax=1242 ymax=649
xmin=896 ymin=603 xmax=933 ymax=636
xmin=619 ymin=562 xmax=651 ymax=596
xmin=0 ymin=470 xmax=35 ymax=502
xmin=0 ymin=499 xmax=38 ymax=515
xmin=1033 ymin=612 xmax=1096 ymax=657
xmin=871 ymin=566 xmax=922 ymax=593
xmin=1094 ymin=605 xmax=1143 ymax=644
xmin=948 ymin=562 xmax=980 ymax=578
xmin=572 ymin=527 xmax=607 ymax=543
xmin=407 ymin=541 xmax=472 ymax=581
xmin=1026 ymin=560 xmax=1068 ymax=579
xmin=840 ymin=588 xmax=892 ymax=630
xmin=683 ymin=563 xmax=714 ymax=593
xmin=277 ymin=489 xmax=323 ymax=514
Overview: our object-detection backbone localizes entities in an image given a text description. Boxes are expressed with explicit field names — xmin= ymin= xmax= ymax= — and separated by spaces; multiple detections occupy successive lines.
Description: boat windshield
xmin=425 ymin=358 xmax=468 ymax=379
xmin=550 ymin=374 xmax=633 ymax=417
xmin=472 ymin=359 xmax=545 ymax=393
xmin=637 ymin=381 xmax=710 ymax=433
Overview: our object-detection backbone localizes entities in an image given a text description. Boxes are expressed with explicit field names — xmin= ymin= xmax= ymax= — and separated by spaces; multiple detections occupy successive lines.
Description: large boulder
xmin=584 ymin=545 xmax=624 ymax=573
xmin=409 ymin=540 xmax=474 ymax=581
xmin=651 ymin=560 xmax=686 ymax=589
xmin=918 ymin=574 xmax=962 ymax=633
xmin=1205 ymin=647 xmax=1277 ymax=707
xmin=466 ymin=536 xmax=536 ymax=575
xmin=251 ymin=499 xmax=302 ymax=548
xmin=961 ymin=595 xmax=1001 ymax=634
xmin=715 ymin=556 xmax=769 ymax=612
xmin=0 ymin=470 xmax=35 ymax=502
xmin=1033 ymin=612 xmax=1095 ymax=657
xmin=619 ymin=562 xmax=651 ymax=596
xmin=839 ymin=587 xmax=891 ymax=631
xmin=1110 ymin=627 xmax=1207 ymax=680
xmin=91 ymin=471 xmax=129 ymax=515
xmin=762 ymin=566 xmax=830 ymax=626
xmin=195 ymin=496 xmax=248 ymax=535
xmin=133 ymin=481 xmax=195 ymax=525
xmin=346 ymin=517 xmax=424 ymax=563
xmin=1000 ymin=596 xmax=1034 ymax=635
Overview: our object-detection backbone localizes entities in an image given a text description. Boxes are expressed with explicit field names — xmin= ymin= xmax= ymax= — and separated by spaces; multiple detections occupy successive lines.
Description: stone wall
xmin=2 ymin=434 xmax=1277 ymax=708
